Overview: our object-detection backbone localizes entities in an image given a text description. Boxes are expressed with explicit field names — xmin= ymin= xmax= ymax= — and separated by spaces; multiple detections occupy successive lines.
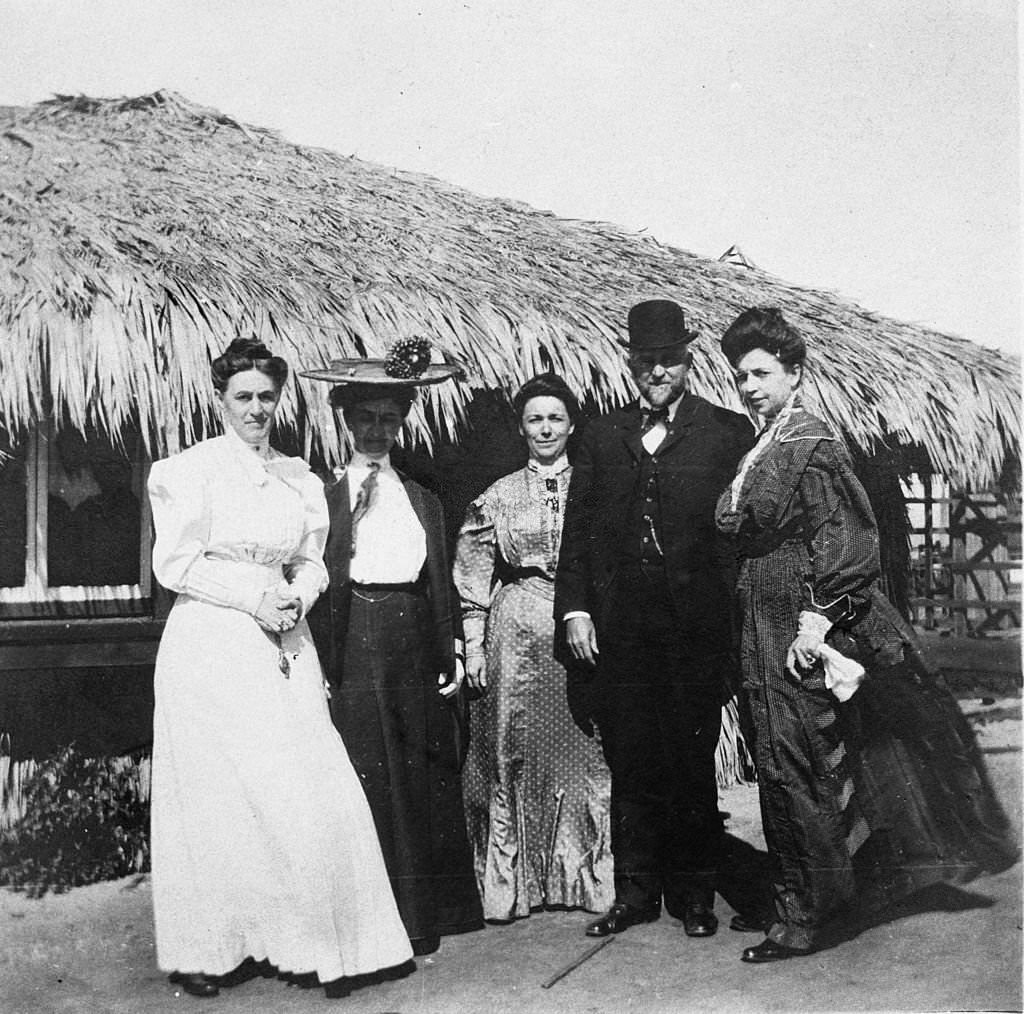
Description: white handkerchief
xmin=818 ymin=643 xmax=866 ymax=702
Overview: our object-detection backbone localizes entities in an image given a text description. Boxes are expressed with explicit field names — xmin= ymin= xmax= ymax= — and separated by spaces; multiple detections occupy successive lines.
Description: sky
xmin=3 ymin=0 xmax=1020 ymax=356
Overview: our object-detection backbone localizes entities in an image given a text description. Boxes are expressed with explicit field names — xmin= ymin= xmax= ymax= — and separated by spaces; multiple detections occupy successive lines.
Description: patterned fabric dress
xmin=455 ymin=459 xmax=614 ymax=920
xmin=715 ymin=399 xmax=1017 ymax=951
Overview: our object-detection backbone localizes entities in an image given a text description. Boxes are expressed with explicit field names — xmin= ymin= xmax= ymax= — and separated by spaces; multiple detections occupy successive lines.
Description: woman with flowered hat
xmin=303 ymin=338 xmax=484 ymax=957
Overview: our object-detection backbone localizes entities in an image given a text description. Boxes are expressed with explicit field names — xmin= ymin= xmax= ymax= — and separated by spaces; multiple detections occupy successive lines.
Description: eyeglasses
xmin=629 ymin=351 xmax=690 ymax=372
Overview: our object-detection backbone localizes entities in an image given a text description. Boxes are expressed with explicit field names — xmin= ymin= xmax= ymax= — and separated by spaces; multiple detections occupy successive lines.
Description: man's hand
xmin=438 ymin=656 xmax=466 ymax=699
xmin=465 ymin=656 xmax=487 ymax=693
xmin=566 ymin=616 xmax=599 ymax=667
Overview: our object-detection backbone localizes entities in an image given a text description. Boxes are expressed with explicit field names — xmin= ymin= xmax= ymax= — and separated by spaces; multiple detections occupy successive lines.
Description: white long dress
xmin=148 ymin=430 xmax=412 ymax=980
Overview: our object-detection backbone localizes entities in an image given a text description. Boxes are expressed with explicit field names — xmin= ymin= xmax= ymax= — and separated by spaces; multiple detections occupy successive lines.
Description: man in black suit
xmin=555 ymin=299 xmax=754 ymax=939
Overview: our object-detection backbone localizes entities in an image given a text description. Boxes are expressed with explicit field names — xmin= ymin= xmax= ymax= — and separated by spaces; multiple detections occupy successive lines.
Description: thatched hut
xmin=0 ymin=90 xmax=1018 ymax=760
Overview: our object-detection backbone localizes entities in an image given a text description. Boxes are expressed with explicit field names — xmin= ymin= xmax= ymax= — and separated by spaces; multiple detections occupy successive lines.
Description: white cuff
xmin=563 ymin=611 xmax=591 ymax=622
xmin=797 ymin=610 xmax=832 ymax=646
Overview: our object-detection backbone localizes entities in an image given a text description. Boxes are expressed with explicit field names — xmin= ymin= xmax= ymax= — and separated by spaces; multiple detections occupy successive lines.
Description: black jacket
xmin=554 ymin=393 xmax=753 ymax=652
xmin=308 ymin=469 xmax=463 ymax=686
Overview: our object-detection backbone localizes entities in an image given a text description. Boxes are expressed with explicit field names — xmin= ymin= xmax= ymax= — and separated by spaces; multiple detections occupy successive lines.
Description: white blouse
xmin=148 ymin=429 xmax=329 ymax=617
xmin=343 ymin=452 xmax=427 ymax=585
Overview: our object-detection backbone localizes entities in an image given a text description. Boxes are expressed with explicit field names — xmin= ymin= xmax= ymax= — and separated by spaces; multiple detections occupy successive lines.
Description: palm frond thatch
xmin=0 ymin=90 xmax=1018 ymax=485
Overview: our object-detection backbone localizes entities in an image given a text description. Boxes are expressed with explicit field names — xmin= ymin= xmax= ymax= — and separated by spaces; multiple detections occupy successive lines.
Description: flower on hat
xmin=384 ymin=337 xmax=433 ymax=380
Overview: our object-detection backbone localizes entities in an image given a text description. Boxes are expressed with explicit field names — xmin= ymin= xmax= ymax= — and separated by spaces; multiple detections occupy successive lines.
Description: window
xmin=0 ymin=421 xmax=152 ymax=619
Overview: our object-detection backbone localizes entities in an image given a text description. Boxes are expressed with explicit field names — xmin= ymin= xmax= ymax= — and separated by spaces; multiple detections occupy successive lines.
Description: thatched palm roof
xmin=0 ymin=90 xmax=1018 ymax=485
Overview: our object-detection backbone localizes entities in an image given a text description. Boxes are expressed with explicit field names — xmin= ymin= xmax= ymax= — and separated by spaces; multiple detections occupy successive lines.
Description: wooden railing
xmin=906 ymin=485 xmax=1020 ymax=633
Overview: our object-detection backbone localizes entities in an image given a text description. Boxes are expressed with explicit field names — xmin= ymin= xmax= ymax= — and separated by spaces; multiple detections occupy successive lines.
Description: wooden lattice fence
xmin=907 ymin=479 xmax=1021 ymax=634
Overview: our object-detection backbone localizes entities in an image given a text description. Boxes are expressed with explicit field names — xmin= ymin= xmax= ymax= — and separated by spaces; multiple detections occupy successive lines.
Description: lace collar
xmin=526 ymin=454 xmax=571 ymax=480
xmin=752 ymin=390 xmax=801 ymax=438
xmin=726 ymin=393 xmax=801 ymax=511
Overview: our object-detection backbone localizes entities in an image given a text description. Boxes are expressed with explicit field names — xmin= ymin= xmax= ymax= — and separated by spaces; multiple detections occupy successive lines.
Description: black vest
xmin=619 ymin=448 xmax=665 ymax=567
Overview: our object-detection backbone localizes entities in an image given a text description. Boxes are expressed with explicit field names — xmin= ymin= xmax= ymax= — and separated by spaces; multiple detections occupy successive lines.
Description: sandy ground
xmin=1 ymin=696 xmax=1020 ymax=1014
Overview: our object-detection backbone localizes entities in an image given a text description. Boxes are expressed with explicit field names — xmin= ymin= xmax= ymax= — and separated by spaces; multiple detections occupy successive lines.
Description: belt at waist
xmin=506 ymin=566 xmax=553 ymax=583
xmin=738 ymin=537 xmax=804 ymax=560
xmin=350 ymin=581 xmax=422 ymax=593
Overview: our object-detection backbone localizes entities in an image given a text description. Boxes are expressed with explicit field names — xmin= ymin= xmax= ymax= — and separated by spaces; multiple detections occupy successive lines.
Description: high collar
xmin=526 ymin=454 xmax=570 ymax=478
xmin=223 ymin=426 xmax=275 ymax=486
xmin=224 ymin=422 xmax=273 ymax=459
xmin=350 ymin=450 xmax=392 ymax=471
xmin=222 ymin=427 xmax=309 ymax=488
xmin=753 ymin=391 xmax=801 ymax=437
xmin=333 ymin=450 xmax=394 ymax=483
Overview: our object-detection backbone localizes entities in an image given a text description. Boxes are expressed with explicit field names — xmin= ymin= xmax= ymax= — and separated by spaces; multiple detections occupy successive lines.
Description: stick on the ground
xmin=540 ymin=935 xmax=616 ymax=989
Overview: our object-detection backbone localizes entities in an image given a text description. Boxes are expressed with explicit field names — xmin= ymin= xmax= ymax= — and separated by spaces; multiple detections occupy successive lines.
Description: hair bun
xmin=225 ymin=337 xmax=272 ymax=359
xmin=211 ymin=337 xmax=288 ymax=392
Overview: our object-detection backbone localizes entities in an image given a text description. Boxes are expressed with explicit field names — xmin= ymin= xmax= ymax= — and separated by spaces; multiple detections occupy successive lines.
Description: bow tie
xmin=641 ymin=406 xmax=669 ymax=433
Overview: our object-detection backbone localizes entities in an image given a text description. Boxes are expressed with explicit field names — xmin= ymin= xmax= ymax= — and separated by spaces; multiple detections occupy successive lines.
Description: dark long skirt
xmin=740 ymin=579 xmax=1017 ymax=951
xmin=329 ymin=588 xmax=483 ymax=947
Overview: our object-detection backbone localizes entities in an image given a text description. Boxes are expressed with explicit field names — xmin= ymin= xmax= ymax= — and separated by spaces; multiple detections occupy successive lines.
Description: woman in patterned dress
xmin=148 ymin=339 xmax=412 ymax=999
xmin=714 ymin=308 xmax=1016 ymax=963
xmin=455 ymin=373 xmax=614 ymax=921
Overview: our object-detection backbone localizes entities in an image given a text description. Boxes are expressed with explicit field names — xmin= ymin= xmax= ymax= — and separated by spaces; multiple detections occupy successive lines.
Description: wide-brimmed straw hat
xmin=300 ymin=337 xmax=464 ymax=386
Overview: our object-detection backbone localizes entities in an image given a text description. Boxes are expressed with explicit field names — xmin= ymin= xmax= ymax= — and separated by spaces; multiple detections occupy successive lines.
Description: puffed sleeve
xmin=281 ymin=468 xmax=329 ymax=618
xmin=148 ymin=454 xmax=263 ymax=615
xmin=453 ymin=489 xmax=498 ymax=659
xmin=798 ymin=439 xmax=881 ymax=624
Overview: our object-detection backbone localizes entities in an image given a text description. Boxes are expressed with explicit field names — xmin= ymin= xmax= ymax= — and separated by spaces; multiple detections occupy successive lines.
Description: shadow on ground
xmin=1 ymin=689 xmax=1020 ymax=1014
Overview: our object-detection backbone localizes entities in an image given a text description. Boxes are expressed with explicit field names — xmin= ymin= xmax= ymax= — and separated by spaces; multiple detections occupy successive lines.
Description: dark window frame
xmin=0 ymin=420 xmax=154 ymax=620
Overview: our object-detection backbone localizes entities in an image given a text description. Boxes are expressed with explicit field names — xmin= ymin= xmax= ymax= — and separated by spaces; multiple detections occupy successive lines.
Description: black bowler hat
xmin=621 ymin=300 xmax=698 ymax=350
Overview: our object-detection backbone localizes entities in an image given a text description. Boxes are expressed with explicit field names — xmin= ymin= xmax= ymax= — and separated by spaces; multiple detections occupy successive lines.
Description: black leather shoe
xmin=278 ymin=970 xmax=318 ymax=988
xmin=729 ymin=912 xmax=769 ymax=933
xmin=682 ymin=902 xmax=718 ymax=937
xmin=741 ymin=938 xmax=812 ymax=963
xmin=585 ymin=902 xmax=660 ymax=937
xmin=323 ymin=977 xmax=352 ymax=999
xmin=168 ymin=972 xmax=220 ymax=997
xmin=218 ymin=957 xmax=272 ymax=988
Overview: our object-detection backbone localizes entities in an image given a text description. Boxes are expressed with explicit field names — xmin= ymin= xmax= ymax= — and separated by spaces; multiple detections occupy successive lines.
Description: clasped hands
xmin=253 ymin=582 xmax=465 ymax=697
xmin=254 ymin=584 xmax=302 ymax=635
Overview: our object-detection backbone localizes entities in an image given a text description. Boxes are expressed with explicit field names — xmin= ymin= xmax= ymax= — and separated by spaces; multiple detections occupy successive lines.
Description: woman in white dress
xmin=148 ymin=338 xmax=412 ymax=999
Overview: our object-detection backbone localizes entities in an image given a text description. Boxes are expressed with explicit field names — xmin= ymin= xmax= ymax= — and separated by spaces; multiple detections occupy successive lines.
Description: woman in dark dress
xmin=714 ymin=307 xmax=1016 ymax=963
xmin=304 ymin=346 xmax=483 ymax=957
